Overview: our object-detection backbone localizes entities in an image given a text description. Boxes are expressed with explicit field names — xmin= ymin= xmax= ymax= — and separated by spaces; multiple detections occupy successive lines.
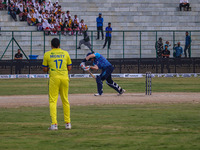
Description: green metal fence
xmin=0 ymin=30 xmax=198 ymax=60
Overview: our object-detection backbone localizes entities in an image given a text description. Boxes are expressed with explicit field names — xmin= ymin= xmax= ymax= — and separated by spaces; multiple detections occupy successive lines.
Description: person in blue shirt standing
xmin=103 ymin=22 xmax=112 ymax=49
xmin=184 ymin=31 xmax=192 ymax=58
xmin=174 ymin=42 xmax=183 ymax=58
xmin=96 ymin=13 xmax=104 ymax=40
xmin=80 ymin=52 xmax=125 ymax=96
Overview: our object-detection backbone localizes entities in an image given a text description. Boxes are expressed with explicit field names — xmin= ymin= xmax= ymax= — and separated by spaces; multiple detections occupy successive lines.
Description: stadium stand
xmin=0 ymin=0 xmax=200 ymax=60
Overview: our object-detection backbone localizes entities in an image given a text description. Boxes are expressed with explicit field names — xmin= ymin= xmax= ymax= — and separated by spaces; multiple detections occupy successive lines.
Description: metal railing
xmin=0 ymin=30 xmax=198 ymax=60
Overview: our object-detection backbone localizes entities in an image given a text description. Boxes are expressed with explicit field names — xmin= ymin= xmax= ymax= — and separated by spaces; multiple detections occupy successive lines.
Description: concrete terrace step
xmin=0 ymin=0 xmax=200 ymax=59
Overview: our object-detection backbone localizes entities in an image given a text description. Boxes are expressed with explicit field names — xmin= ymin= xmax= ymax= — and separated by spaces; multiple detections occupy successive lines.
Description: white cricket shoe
xmin=117 ymin=89 xmax=126 ymax=96
xmin=48 ymin=124 xmax=58 ymax=130
xmin=65 ymin=123 xmax=71 ymax=130
xmin=94 ymin=93 xmax=102 ymax=96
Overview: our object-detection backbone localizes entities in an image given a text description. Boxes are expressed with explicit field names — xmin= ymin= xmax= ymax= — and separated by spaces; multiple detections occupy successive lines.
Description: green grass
xmin=0 ymin=78 xmax=199 ymax=95
xmin=1 ymin=104 xmax=200 ymax=150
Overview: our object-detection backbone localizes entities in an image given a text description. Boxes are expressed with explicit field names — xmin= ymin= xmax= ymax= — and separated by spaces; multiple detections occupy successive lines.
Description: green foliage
xmin=0 ymin=77 xmax=199 ymax=96
xmin=1 ymin=104 xmax=200 ymax=150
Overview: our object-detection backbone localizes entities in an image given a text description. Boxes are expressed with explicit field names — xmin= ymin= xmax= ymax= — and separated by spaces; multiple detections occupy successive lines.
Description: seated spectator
xmin=53 ymin=19 xmax=61 ymax=32
xmin=40 ymin=1 xmax=45 ymax=12
xmin=0 ymin=0 xmax=6 ymax=10
xmin=180 ymin=0 xmax=190 ymax=11
xmin=16 ymin=2 xmax=24 ymax=21
xmin=22 ymin=5 xmax=29 ymax=21
xmin=61 ymin=20 xmax=70 ymax=36
xmin=27 ymin=9 xmax=37 ymax=25
xmin=8 ymin=3 xmax=17 ymax=21
xmin=173 ymin=42 xmax=183 ymax=58
xmin=42 ymin=19 xmax=51 ymax=35
xmin=162 ymin=45 xmax=170 ymax=58
xmin=36 ymin=15 xmax=43 ymax=31
xmin=64 ymin=10 xmax=71 ymax=21
xmin=34 ymin=0 xmax=40 ymax=9
xmin=43 ymin=10 xmax=49 ymax=20
xmin=79 ymin=19 xmax=88 ymax=36
xmin=49 ymin=21 xmax=56 ymax=35
xmin=67 ymin=16 xmax=73 ymax=35
xmin=72 ymin=15 xmax=80 ymax=35
xmin=55 ymin=0 xmax=59 ymax=7
xmin=155 ymin=37 xmax=163 ymax=58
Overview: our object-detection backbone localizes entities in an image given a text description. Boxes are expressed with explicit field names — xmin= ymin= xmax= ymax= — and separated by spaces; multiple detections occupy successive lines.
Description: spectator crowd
xmin=155 ymin=31 xmax=191 ymax=58
xmin=2 ymin=0 xmax=88 ymax=36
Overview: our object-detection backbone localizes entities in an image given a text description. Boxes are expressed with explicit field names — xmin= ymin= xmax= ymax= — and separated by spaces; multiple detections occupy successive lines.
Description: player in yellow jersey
xmin=42 ymin=38 xmax=72 ymax=130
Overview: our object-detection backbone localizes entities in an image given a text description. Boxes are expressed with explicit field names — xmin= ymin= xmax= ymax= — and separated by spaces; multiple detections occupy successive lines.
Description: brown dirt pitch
xmin=0 ymin=93 xmax=200 ymax=108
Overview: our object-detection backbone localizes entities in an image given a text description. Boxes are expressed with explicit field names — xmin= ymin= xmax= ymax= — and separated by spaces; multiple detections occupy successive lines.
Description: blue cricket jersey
xmin=105 ymin=27 xmax=112 ymax=37
xmin=93 ymin=53 xmax=112 ymax=69
xmin=174 ymin=46 xmax=183 ymax=57
xmin=96 ymin=17 xmax=104 ymax=27
xmin=185 ymin=35 xmax=191 ymax=46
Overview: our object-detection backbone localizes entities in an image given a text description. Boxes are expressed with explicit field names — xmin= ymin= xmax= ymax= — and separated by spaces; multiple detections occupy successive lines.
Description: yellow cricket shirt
xmin=42 ymin=48 xmax=72 ymax=78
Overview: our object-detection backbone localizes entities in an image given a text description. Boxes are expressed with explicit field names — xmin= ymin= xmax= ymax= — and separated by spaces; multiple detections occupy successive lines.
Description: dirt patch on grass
xmin=0 ymin=93 xmax=200 ymax=108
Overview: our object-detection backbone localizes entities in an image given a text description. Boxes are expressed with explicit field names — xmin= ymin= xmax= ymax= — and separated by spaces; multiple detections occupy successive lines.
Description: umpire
xmin=77 ymin=31 xmax=94 ymax=53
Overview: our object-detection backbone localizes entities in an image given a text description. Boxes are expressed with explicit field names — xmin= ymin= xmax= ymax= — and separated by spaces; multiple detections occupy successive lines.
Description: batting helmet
xmin=86 ymin=52 xmax=94 ymax=61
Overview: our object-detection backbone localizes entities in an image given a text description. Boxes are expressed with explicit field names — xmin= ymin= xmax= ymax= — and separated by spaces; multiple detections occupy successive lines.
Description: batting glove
xmin=80 ymin=62 xmax=85 ymax=69
xmin=83 ymin=66 xmax=90 ymax=71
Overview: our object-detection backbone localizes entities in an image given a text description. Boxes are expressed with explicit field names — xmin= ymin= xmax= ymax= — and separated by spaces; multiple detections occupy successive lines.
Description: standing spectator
xmin=173 ymin=42 xmax=183 ymax=58
xmin=42 ymin=38 xmax=72 ymax=130
xmin=77 ymin=31 xmax=93 ymax=52
xmin=162 ymin=45 xmax=170 ymax=58
xmin=103 ymin=22 xmax=112 ymax=49
xmin=164 ymin=41 xmax=171 ymax=50
xmin=161 ymin=45 xmax=171 ymax=73
xmin=96 ymin=13 xmax=104 ymax=40
xmin=180 ymin=0 xmax=190 ymax=11
xmin=155 ymin=37 xmax=163 ymax=58
xmin=184 ymin=31 xmax=192 ymax=58
xmin=14 ymin=49 xmax=23 ymax=74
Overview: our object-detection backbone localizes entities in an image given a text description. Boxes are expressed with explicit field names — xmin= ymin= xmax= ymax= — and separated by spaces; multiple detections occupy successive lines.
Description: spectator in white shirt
xmin=64 ymin=10 xmax=71 ymax=22
xmin=180 ymin=0 xmax=190 ymax=11
xmin=43 ymin=19 xmax=51 ymax=35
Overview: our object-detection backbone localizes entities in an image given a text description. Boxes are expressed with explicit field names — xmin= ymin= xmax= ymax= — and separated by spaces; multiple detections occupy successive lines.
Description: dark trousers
xmin=10 ymin=11 xmax=17 ymax=20
xmin=96 ymin=66 xmax=122 ymax=95
xmin=15 ymin=61 xmax=22 ymax=74
xmin=103 ymin=37 xmax=111 ymax=49
xmin=97 ymin=26 xmax=104 ymax=39
xmin=161 ymin=59 xmax=170 ymax=73
xmin=184 ymin=45 xmax=191 ymax=58
xmin=179 ymin=3 xmax=190 ymax=11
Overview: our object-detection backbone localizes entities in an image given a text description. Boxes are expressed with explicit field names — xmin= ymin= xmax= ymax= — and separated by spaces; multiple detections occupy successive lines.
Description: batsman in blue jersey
xmin=80 ymin=52 xmax=125 ymax=96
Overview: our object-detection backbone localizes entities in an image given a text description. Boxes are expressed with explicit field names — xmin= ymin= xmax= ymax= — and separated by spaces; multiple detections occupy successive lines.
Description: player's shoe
xmin=117 ymin=89 xmax=126 ymax=96
xmin=48 ymin=124 xmax=58 ymax=130
xmin=94 ymin=93 xmax=102 ymax=96
xmin=65 ymin=123 xmax=71 ymax=130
